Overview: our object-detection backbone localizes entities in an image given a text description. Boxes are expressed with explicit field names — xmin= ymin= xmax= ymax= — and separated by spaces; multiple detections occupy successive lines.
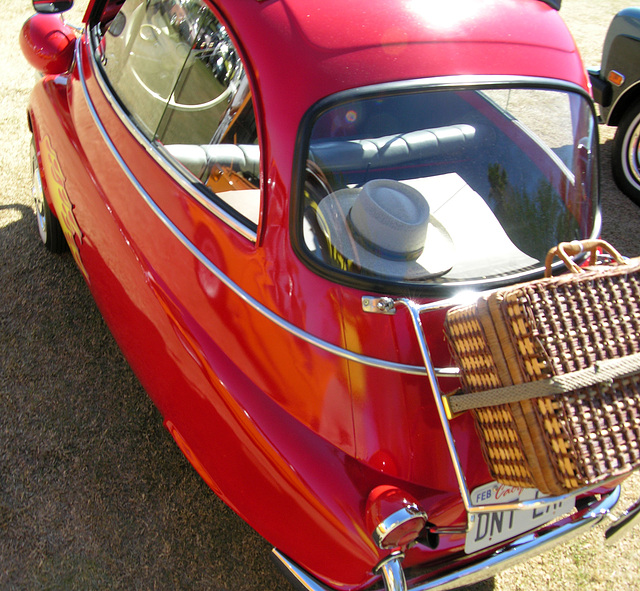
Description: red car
xmin=20 ymin=0 xmax=640 ymax=590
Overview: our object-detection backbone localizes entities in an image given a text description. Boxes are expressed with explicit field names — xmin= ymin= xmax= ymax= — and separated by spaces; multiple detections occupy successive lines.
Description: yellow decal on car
xmin=40 ymin=135 xmax=88 ymax=280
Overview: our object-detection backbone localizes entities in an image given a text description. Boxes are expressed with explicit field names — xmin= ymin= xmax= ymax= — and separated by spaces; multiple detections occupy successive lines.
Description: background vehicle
xmin=14 ymin=0 xmax=640 ymax=590
xmin=589 ymin=7 xmax=640 ymax=205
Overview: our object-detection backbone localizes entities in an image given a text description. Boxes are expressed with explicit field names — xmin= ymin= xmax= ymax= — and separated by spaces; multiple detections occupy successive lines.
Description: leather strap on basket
xmin=544 ymin=239 xmax=626 ymax=277
xmin=446 ymin=352 xmax=640 ymax=414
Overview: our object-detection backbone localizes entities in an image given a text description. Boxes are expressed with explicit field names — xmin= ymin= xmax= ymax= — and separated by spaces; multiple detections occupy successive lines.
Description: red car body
xmin=20 ymin=0 xmax=637 ymax=589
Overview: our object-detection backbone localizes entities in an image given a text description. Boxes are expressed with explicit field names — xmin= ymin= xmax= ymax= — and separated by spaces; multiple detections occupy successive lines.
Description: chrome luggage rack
xmin=273 ymin=293 xmax=639 ymax=591
xmin=363 ymin=292 xmax=640 ymax=532
xmin=274 ymin=291 xmax=638 ymax=591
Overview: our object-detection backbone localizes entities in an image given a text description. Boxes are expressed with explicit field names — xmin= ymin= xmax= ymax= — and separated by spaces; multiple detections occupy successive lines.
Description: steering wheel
xmin=130 ymin=66 xmax=233 ymax=112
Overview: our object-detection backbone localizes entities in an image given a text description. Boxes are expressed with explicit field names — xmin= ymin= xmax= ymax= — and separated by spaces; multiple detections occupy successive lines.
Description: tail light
xmin=366 ymin=486 xmax=428 ymax=550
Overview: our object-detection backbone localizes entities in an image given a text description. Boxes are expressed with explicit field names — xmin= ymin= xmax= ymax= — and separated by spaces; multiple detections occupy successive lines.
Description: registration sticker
xmin=464 ymin=481 xmax=575 ymax=554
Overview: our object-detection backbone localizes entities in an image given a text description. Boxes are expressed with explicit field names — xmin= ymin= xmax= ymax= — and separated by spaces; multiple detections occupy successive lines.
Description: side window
xmin=96 ymin=0 xmax=260 ymax=229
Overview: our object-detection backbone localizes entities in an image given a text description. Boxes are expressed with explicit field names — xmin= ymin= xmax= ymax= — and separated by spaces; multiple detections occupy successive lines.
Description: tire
xmin=31 ymin=138 xmax=67 ymax=253
xmin=612 ymin=102 xmax=640 ymax=205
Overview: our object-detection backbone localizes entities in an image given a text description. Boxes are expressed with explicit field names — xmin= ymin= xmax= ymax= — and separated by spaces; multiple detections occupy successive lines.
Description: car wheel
xmin=31 ymin=138 xmax=67 ymax=253
xmin=612 ymin=102 xmax=640 ymax=205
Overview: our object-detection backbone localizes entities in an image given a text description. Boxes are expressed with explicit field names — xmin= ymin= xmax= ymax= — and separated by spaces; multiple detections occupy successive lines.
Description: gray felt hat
xmin=317 ymin=179 xmax=454 ymax=280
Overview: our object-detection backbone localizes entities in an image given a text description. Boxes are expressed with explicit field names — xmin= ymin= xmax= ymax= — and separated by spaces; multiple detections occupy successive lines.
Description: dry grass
xmin=1 ymin=1 xmax=638 ymax=590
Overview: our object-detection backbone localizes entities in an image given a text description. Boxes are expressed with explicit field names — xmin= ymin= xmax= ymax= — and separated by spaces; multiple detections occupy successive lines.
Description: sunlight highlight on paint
xmin=405 ymin=0 xmax=484 ymax=30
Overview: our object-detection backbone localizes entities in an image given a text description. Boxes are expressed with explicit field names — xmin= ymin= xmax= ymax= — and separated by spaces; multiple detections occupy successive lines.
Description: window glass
xmin=299 ymin=86 xmax=598 ymax=286
xmin=96 ymin=0 xmax=260 ymax=229
xmin=101 ymin=0 xmax=191 ymax=139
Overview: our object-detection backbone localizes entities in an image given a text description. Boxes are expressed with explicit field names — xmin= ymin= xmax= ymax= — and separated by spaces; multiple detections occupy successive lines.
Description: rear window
xmin=295 ymin=83 xmax=599 ymax=290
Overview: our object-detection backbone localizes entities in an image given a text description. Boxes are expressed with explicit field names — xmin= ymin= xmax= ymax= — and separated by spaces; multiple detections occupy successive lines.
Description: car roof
xmin=80 ymin=0 xmax=586 ymax=120
xmin=255 ymin=0 xmax=570 ymax=54
xmin=223 ymin=0 xmax=583 ymax=91
xmin=212 ymin=0 xmax=587 ymax=180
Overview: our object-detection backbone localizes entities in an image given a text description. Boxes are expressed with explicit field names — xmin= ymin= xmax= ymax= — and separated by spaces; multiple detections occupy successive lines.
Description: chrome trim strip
xmin=376 ymin=553 xmax=407 ymax=591
xmin=75 ymin=39 xmax=446 ymax=377
xmin=272 ymin=487 xmax=620 ymax=591
xmin=605 ymin=496 xmax=640 ymax=544
xmin=374 ymin=507 xmax=428 ymax=549
xmin=75 ymin=36 xmax=600 ymax=379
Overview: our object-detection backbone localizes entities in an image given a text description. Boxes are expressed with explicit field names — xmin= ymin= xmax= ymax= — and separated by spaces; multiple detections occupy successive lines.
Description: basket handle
xmin=544 ymin=239 xmax=626 ymax=277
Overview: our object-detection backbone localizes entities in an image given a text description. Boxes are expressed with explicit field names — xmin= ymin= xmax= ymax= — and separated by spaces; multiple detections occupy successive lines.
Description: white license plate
xmin=464 ymin=481 xmax=575 ymax=554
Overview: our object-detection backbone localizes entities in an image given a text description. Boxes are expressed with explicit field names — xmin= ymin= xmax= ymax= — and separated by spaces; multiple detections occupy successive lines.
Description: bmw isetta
xmin=20 ymin=0 xmax=640 ymax=589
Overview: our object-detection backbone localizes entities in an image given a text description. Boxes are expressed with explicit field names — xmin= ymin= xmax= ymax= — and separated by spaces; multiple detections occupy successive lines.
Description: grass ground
xmin=1 ymin=0 xmax=638 ymax=589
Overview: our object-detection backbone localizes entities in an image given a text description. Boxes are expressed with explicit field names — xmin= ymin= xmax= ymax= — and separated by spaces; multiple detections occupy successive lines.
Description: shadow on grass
xmin=0 ymin=201 xmax=284 ymax=590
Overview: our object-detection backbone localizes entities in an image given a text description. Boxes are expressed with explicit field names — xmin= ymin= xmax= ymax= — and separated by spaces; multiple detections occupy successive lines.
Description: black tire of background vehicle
xmin=612 ymin=101 xmax=640 ymax=206
xmin=31 ymin=138 xmax=67 ymax=253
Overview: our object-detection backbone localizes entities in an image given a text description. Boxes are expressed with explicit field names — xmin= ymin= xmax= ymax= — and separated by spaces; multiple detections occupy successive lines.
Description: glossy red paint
xmin=20 ymin=13 xmax=76 ymax=75
xmin=21 ymin=0 xmax=616 ymax=589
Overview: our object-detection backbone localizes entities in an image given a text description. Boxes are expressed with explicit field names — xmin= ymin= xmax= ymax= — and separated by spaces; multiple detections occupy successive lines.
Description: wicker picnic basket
xmin=444 ymin=239 xmax=640 ymax=495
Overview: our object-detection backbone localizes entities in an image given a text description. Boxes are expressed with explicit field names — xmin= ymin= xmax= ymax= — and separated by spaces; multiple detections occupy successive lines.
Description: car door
xmin=62 ymin=0 xmax=267 ymax=452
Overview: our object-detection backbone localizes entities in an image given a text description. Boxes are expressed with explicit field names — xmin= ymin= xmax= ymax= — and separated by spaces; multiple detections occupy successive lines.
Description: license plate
xmin=464 ymin=481 xmax=575 ymax=554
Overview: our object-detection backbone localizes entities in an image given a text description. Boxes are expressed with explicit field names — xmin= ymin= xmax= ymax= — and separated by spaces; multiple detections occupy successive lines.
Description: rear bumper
xmin=273 ymin=486 xmax=621 ymax=591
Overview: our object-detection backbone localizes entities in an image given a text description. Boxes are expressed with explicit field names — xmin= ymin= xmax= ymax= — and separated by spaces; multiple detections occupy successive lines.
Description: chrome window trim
xmin=87 ymin=25 xmax=258 ymax=242
xmin=76 ymin=36 xmax=442 ymax=378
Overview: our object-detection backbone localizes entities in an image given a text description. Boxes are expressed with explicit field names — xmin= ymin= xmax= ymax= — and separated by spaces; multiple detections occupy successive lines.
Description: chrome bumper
xmin=273 ymin=486 xmax=625 ymax=591
xmin=605 ymin=495 xmax=640 ymax=544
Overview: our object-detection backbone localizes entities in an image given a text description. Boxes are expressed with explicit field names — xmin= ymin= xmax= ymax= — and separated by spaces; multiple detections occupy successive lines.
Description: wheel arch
xmin=608 ymin=81 xmax=640 ymax=128
xmin=601 ymin=30 xmax=640 ymax=126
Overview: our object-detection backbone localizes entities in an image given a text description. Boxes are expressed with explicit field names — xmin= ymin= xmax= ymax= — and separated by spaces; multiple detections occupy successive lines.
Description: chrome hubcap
xmin=31 ymin=143 xmax=47 ymax=244
xmin=624 ymin=115 xmax=640 ymax=188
